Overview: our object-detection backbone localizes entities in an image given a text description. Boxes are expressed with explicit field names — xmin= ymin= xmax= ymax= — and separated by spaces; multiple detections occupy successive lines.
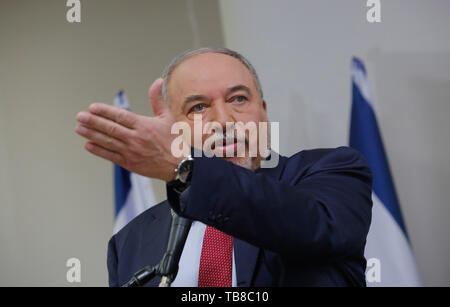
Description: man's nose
xmin=210 ymin=101 xmax=235 ymax=129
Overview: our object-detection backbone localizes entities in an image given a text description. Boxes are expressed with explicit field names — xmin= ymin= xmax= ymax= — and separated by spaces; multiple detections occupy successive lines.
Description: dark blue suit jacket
xmin=107 ymin=146 xmax=373 ymax=287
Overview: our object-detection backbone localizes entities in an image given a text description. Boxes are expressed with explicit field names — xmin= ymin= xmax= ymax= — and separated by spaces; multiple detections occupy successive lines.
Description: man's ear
xmin=260 ymin=100 xmax=268 ymax=122
xmin=148 ymin=78 xmax=168 ymax=116
xmin=262 ymin=100 xmax=267 ymax=112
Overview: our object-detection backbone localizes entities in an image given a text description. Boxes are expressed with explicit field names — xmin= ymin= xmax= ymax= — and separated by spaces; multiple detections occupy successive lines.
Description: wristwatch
xmin=173 ymin=155 xmax=194 ymax=185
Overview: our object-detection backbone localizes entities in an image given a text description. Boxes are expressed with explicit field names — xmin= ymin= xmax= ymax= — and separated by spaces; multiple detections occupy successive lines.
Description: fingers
xmin=89 ymin=103 xmax=138 ymax=129
xmin=148 ymin=78 xmax=168 ymax=116
xmin=75 ymin=124 xmax=126 ymax=152
xmin=76 ymin=111 xmax=132 ymax=142
xmin=84 ymin=141 xmax=124 ymax=166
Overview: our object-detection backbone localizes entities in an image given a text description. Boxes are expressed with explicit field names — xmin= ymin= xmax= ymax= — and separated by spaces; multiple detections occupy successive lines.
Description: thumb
xmin=148 ymin=78 xmax=168 ymax=116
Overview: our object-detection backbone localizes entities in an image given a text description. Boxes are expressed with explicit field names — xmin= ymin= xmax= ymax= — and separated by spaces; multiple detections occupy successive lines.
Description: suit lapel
xmin=234 ymin=237 xmax=260 ymax=287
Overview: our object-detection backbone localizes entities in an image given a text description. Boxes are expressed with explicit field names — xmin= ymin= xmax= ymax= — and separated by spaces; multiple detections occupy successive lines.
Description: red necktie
xmin=198 ymin=226 xmax=233 ymax=287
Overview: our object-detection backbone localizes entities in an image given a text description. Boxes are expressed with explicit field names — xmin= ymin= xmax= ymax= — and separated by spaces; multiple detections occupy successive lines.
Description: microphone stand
xmin=122 ymin=211 xmax=192 ymax=287
xmin=121 ymin=265 xmax=159 ymax=287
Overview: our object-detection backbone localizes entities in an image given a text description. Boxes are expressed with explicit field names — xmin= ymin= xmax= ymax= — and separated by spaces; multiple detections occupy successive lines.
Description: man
xmin=75 ymin=47 xmax=373 ymax=287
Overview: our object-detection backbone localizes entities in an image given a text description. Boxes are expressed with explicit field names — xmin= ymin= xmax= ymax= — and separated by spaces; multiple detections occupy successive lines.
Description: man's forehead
xmin=169 ymin=53 xmax=256 ymax=97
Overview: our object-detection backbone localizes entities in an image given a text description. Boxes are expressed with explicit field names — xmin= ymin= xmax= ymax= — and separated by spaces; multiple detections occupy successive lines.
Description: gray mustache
xmin=206 ymin=132 xmax=247 ymax=147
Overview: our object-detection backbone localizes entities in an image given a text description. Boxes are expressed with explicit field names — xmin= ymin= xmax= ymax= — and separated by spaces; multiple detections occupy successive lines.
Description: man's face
xmin=167 ymin=53 xmax=268 ymax=169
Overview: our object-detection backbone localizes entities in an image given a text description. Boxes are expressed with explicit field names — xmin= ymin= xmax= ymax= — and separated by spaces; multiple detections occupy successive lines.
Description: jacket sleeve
xmin=107 ymin=235 xmax=119 ymax=287
xmin=167 ymin=147 xmax=373 ymax=262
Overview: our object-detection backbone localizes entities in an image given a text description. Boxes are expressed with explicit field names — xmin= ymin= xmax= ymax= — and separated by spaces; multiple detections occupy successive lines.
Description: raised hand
xmin=75 ymin=78 xmax=184 ymax=182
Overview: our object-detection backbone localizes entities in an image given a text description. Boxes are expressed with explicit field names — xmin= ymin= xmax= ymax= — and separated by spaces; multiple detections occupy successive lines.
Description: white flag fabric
xmin=113 ymin=91 xmax=157 ymax=234
xmin=349 ymin=58 xmax=421 ymax=286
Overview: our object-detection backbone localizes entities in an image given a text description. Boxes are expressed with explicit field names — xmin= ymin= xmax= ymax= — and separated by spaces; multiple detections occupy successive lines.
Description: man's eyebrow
xmin=181 ymin=85 xmax=252 ymax=112
xmin=226 ymin=85 xmax=252 ymax=96
xmin=183 ymin=94 xmax=208 ymax=111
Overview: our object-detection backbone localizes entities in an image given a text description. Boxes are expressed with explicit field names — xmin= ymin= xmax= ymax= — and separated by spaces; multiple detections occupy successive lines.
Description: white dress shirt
xmin=171 ymin=221 xmax=237 ymax=287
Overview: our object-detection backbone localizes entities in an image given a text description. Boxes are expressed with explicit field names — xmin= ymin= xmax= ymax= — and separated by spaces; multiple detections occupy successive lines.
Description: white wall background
xmin=0 ymin=0 xmax=223 ymax=286
xmin=219 ymin=0 xmax=450 ymax=286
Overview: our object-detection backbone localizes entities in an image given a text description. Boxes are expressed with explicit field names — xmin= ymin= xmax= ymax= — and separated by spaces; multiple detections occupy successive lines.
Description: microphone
xmin=158 ymin=210 xmax=193 ymax=287
xmin=122 ymin=210 xmax=192 ymax=287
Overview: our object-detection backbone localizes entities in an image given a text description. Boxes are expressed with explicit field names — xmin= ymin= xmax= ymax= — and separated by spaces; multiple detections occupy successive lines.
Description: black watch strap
xmin=167 ymin=177 xmax=189 ymax=194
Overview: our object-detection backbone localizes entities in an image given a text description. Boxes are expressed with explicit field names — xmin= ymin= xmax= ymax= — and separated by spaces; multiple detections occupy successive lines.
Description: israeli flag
xmin=349 ymin=58 xmax=421 ymax=286
xmin=113 ymin=91 xmax=157 ymax=234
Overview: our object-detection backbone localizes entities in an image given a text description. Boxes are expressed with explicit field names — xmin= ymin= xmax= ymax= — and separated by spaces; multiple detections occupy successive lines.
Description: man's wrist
xmin=168 ymin=154 xmax=194 ymax=185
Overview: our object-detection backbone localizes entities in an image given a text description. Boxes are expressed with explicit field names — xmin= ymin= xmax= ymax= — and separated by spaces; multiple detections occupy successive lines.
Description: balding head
xmin=162 ymin=47 xmax=263 ymax=106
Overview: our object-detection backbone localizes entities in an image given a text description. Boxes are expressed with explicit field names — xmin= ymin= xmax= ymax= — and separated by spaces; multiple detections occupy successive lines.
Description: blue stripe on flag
xmin=118 ymin=90 xmax=124 ymax=105
xmin=114 ymin=164 xmax=131 ymax=217
xmin=113 ymin=90 xmax=130 ymax=218
xmin=349 ymin=57 xmax=408 ymax=237
xmin=112 ymin=90 xmax=157 ymax=233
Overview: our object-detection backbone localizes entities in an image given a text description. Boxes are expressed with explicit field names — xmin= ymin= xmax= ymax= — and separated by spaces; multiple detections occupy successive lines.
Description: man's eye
xmin=189 ymin=103 xmax=207 ymax=113
xmin=231 ymin=96 xmax=248 ymax=104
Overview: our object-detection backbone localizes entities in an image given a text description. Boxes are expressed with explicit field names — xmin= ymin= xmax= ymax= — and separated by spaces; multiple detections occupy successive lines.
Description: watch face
xmin=178 ymin=159 xmax=193 ymax=183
